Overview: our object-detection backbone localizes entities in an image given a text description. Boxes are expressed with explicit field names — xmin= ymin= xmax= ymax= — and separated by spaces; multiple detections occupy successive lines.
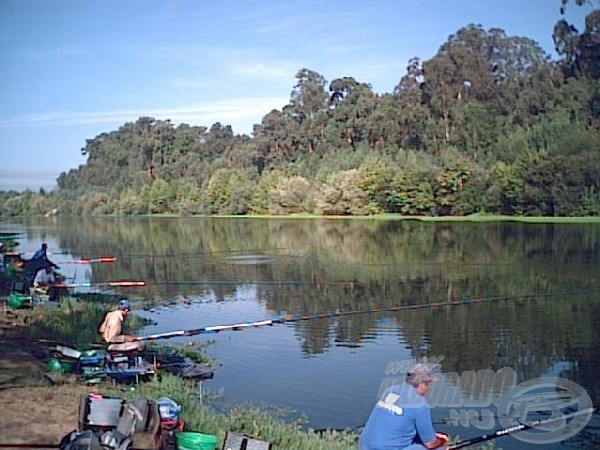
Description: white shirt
xmin=34 ymin=269 xmax=55 ymax=287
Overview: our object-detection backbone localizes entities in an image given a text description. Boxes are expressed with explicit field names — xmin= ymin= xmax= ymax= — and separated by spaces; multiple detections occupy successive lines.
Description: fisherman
xmin=359 ymin=362 xmax=450 ymax=450
xmin=28 ymin=242 xmax=60 ymax=270
xmin=30 ymin=242 xmax=49 ymax=261
xmin=99 ymin=298 xmax=136 ymax=343
xmin=33 ymin=265 xmax=59 ymax=301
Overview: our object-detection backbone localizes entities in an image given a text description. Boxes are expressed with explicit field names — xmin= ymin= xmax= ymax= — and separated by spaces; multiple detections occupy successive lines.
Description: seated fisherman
xmin=360 ymin=363 xmax=450 ymax=450
xmin=33 ymin=265 xmax=59 ymax=301
xmin=99 ymin=299 xmax=145 ymax=352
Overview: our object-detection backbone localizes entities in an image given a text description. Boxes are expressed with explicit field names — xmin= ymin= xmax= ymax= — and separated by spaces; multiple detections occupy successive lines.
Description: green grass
xmin=113 ymin=373 xmax=359 ymax=450
xmin=109 ymin=373 xmax=501 ymax=450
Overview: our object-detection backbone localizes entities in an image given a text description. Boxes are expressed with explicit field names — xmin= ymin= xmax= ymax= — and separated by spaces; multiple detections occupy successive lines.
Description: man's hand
xmin=425 ymin=432 xmax=450 ymax=449
xmin=435 ymin=432 xmax=450 ymax=449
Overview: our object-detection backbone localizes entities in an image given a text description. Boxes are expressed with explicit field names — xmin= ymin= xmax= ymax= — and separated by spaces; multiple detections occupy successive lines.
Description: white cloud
xmin=0 ymin=170 xmax=58 ymax=192
xmin=232 ymin=61 xmax=297 ymax=78
xmin=0 ymin=96 xmax=289 ymax=134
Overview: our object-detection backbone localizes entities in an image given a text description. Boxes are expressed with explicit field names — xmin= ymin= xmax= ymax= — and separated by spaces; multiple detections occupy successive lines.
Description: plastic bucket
xmin=176 ymin=432 xmax=219 ymax=450
xmin=47 ymin=357 xmax=63 ymax=373
xmin=47 ymin=357 xmax=77 ymax=373
xmin=7 ymin=291 xmax=30 ymax=309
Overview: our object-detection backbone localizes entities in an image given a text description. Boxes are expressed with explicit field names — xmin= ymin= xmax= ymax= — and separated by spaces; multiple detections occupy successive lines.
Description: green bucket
xmin=47 ymin=357 xmax=77 ymax=373
xmin=7 ymin=291 xmax=30 ymax=309
xmin=176 ymin=432 xmax=219 ymax=450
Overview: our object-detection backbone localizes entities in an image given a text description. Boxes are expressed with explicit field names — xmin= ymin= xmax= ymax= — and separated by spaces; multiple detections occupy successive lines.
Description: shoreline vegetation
xmin=0 ymin=303 xmax=360 ymax=449
xmin=187 ymin=214 xmax=600 ymax=223
xmin=0 ymin=295 xmax=502 ymax=450
xmin=4 ymin=213 xmax=600 ymax=222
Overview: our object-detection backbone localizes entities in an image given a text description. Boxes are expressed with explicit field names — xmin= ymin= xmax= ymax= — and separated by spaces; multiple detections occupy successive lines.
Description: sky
xmin=0 ymin=0 xmax=594 ymax=192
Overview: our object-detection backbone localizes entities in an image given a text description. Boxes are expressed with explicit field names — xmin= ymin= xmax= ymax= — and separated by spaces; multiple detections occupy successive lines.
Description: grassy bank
xmin=182 ymin=213 xmax=600 ymax=224
xmin=2 ymin=300 xmax=359 ymax=449
xmin=2 ymin=297 xmax=501 ymax=450
xmin=109 ymin=373 xmax=359 ymax=450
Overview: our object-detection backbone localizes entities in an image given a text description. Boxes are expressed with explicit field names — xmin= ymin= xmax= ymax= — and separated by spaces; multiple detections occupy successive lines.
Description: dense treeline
xmin=2 ymin=6 xmax=599 ymax=217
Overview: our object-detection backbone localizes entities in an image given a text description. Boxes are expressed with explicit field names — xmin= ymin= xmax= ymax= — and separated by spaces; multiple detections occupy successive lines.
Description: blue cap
xmin=119 ymin=299 xmax=131 ymax=310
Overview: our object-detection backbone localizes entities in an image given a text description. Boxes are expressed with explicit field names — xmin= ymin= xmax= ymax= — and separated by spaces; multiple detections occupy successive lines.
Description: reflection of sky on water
xmin=136 ymin=286 xmax=416 ymax=430
xmin=136 ymin=286 xmax=598 ymax=449
xmin=7 ymin=223 xmax=598 ymax=449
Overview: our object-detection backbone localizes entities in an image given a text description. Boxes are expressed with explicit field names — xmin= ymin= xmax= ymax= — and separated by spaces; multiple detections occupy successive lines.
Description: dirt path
xmin=0 ymin=309 xmax=158 ymax=449
xmin=0 ymin=311 xmax=90 ymax=446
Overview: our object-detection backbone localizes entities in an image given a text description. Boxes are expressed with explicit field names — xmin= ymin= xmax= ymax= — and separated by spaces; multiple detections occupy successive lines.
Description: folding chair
xmin=79 ymin=393 xmax=125 ymax=432
xmin=244 ymin=436 xmax=272 ymax=450
xmin=132 ymin=397 xmax=160 ymax=436
xmin=222 ymin=431 xmax=272 ymax=450
xmin=222 ymin=431 xmax=245 ymax=450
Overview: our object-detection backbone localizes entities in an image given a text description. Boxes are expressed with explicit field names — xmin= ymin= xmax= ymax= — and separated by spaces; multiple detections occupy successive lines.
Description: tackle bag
xmin=58 ymin=429 xmax=103 ymax=450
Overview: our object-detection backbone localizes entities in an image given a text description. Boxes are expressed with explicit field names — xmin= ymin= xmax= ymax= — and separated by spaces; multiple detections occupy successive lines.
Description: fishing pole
xmin=55 ymin=280 xmax=146 ymax=288
xmin=447 ymin=407 xmax=596 ymax=449
xmin=134 ymin=292 xmax=556 ymax=342
xmin=135 ymin=289 xmax=599 ymax=342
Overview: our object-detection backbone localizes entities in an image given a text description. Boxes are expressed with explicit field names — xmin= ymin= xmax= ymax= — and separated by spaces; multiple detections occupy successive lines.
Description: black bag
xmin=59 ymin=429 xmax=103 ymax=450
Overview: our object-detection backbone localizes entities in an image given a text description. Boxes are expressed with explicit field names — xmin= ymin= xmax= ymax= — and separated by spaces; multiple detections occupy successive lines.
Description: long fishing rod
xmin=135 ymin=291 xmax=571 ymax=342
xmin=135 ymin=289 xmax=599 ymax=342
xmin=447 ymin=407 xmax=596 ymax=449
xmin=55 ymin=280 xmax=146 ymax=288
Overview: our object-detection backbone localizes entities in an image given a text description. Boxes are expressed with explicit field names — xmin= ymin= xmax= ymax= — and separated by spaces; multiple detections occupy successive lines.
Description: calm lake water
xmin=3 ymin=217 xmax=599 ymax=449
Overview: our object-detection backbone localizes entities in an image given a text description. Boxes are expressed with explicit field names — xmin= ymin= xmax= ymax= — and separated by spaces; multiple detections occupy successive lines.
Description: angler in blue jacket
xmin=360 ymin=363 xmax=449 ymax=450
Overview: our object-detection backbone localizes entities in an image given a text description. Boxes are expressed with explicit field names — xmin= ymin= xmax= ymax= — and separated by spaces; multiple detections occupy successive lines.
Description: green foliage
xmin=142 ymin=179 xmax=175 ymax=214
xmin=249 ymin=170 xmax=282 ymax=214
xmin=269 ymin=175 xmax=312 ymax=215
xmin=579 ymin=186 xmax=600 ymax=215
xmin=358 ymin=156 xmax=392 ymax=214
xmin=2 ymin=18 xmax=600 ymax=218
xmin=203 ymin=168 xmax=253 ymax=215
xmin=432 ymin=151 xmax=477 ymax=215
xmin=118 ymin=189 xmax=147 ymax=215
xmin=490 ymin=161 xmax=524 ymax=215
xmin=313 ymin=169 xmax=371 ymax=215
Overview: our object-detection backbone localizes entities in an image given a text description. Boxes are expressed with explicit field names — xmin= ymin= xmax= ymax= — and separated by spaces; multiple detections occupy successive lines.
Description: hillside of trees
xmin=2 ymin=4 xmax=599 ymax=217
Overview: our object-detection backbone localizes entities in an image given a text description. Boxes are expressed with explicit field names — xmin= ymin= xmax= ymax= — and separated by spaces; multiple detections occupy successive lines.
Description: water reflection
xmin=4 ymin=217 xmax=599 ymax=448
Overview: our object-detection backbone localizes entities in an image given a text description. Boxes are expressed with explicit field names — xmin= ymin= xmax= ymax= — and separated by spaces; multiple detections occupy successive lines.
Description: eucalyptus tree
xmin=393 ymin=57 xmax=431 ymax=151
xmin=288 ymin=68 xmax=329 ymax=155
xmin=251 ymin=70 xmax=328 ymax=174
xmin=252 ymin=108 xmax=300 ymax=172
xmin=290 ymin=68 xmax=329 ymax=123
xmin=554 ymin=2 xmax=600 ymax=79
xmin=327 ymin=77 xmax=379 ymax=150
xmin=421 ymin=25 xmax=554 ymax=160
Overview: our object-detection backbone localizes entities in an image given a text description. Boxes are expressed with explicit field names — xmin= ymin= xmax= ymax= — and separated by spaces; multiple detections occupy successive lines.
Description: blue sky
xmin=0 ymin=0 xmax=593 ymax=192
